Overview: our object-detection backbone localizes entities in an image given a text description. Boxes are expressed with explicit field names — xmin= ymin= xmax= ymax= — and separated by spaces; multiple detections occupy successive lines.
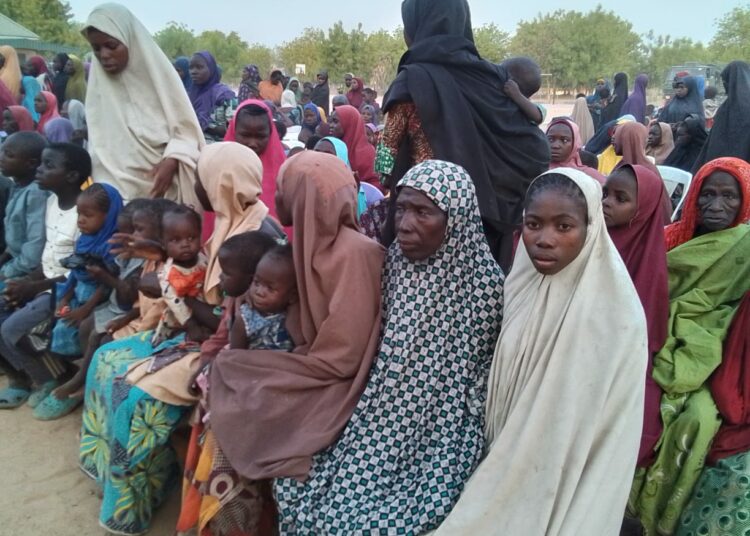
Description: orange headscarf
xmin=665 ymin=157 xmax=750 ymax=250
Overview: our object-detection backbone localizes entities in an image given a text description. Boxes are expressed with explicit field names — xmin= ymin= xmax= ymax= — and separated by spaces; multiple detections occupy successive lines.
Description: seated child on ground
xmin=51 ymin=183 xmax=123 ymax=357
xmin=230 ymin=242 xmax=296 ymax=352
xmin=501 ymin=56 xmax=546 ymax=125
xmin=152 ymin=205 xmax=207 ymax=347
xmin=0 ymin=132 xmax=49 ymax=284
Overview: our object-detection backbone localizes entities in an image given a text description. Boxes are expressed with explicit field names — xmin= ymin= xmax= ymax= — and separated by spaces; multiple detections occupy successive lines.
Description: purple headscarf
xmin=187 ymin=51 xmax=235 ymax=130
xmin=620 ymin=74 xmax=648 ymax=124
xmin=44 ymin=117 xmax=74 ymax=142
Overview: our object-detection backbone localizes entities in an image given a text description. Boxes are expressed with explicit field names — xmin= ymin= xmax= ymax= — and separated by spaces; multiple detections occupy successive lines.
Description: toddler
xmin=51 ymin=183 xmax=123 ymax=356
xmin=230 ymin=242 xmax=296 ymax=351
xmin=151 ymin=205 xmax=207 ymax=347
xmin=502 ymin=57 xmax=546 ymax=125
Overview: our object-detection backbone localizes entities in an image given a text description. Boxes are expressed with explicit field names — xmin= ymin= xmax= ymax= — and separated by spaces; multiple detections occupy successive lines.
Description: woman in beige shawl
xmin=435 ymin=167 xmax=647 ymax=535
xmin=646 ymin=121 xmax=676 ymax=165
xmin=572 ymin=95 xmax=595 ymax=145
xmin=82 ymin=3 xmax=204 ymax=205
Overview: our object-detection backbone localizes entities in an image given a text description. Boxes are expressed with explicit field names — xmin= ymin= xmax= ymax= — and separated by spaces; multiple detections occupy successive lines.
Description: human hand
xmin=109 ymin=233 xmax=165 ymax=261
xmin=106 ymin=316 xmax=131 ymax=334
xmin=148 ymin=158 xmax=179 ymax=198
xmin=61 ymin=306 xmax=89 ymax=327
xmin=138 ymin=272 xmax=162 ymax=299
xmin=4 ymin=279 xmax=37 ymax=307
xmin=504 ymin=79 xmax=522 ymax=98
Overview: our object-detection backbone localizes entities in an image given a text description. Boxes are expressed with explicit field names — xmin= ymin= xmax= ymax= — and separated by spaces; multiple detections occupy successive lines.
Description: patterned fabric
xmin=239 ymin=304 xmax=293 ymax=351
xmin=358 ymin=197 xmax=390 ymax=243
xmin=375 ymin=102 xmax=433 ymax=181
xmin=274 ymin=159 xmax=504 ymax=534
xmin=677 ymin=451 xmax=750 ymax=536
xmin=152 ymin=255 xmax=207 ymax=347
xmin=79 ymin=330 xmax=188 ymax=535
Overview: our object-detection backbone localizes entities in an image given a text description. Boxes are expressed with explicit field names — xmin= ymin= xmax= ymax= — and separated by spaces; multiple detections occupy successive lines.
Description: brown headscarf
xmin=210 ymin=151 xmax=385 ymax=481
xmin=646 ymin=121 xmax=675 ymax=165
xmin=614 ymin=122 xmax=658 ymax=175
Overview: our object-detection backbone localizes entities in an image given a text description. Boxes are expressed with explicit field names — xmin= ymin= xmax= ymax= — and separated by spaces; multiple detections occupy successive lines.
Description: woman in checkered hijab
xmin=274 ymin=159 xmax=504 ymax=534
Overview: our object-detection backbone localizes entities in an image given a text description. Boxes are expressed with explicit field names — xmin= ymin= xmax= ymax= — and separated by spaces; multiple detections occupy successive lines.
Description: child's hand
xmin=61 ymin=306 xmax=89 ymax=327
xmin=138 ymin=272 xmax=162 ymax=298
xmin=105 ymin=316 xmax=131 ymax=334
xmin=109 ymin=234 xmax=165 ymax=261
xmin=503 ymin=79 xmax=522 ymax=99
xmin=56 ymin=299 xmax=70 ymax=317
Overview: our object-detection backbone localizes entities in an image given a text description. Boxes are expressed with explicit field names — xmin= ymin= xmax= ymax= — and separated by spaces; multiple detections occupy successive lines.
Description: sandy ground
xmin=0 ymin=377 xmax=180 ymax=536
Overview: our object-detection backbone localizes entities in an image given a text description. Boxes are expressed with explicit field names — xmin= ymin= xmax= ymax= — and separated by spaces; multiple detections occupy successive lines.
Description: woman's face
xmin=547 ymin=123 xmax=574 ymax=164
xmin=2 ymin=109 xmax=17 ymax=134
xmin=289 ymin=80 xmax=299 ymax=92
xmin=344 ymin=74 xmax=353 ymax=88
xmin=697 ymin=171 xmax=742 ymax=233
xmin=234 ymin=111 xmax=271 ymax=156
xmin=523 ymin=189 xmax=588 ymax=275
xmin=647 ymin=124 xmax=662 ymax=147
xmin=350 ymin=78 xmax=359 ymax=91
xmin=241 ymin=68 xmax=250 ymax=81
xmin=395 ymin=187 xmax=448 ymax=261
xmin=361 ymin=109 xmax=373 ymax=124
xmin=673 ymin=81 xmax=688 ymax=98
xmin=34 ymin=94 xmax=47 ymax=114
xmin=329 ymin=111 xmax=344 ymax=139
xmin=52 ymin=55 xmax=63 ymax=72
xmin=602 ymin=169 xmax=638 ymax=228
xmin=64 ymin=60 xmax=75 ymax=75
xmin=86 ymin=29 xmax=129 ymax=75
xmin=189 ymin=54 xmax=211 ymax=85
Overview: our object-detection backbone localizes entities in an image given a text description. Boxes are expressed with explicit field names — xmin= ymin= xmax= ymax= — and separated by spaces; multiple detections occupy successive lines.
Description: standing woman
xmin=571 ymin=95 xmax=595 ymax=144
xmin=658 ymin=76 xmax=705 ymax=127
xmin=691 ymin=61 xmax=750 ymax=171
xmin=34 ymin=91 xmax=60 ymax=134
xmin=237 ymin=64 xmax=261 ymax=102
xmin=621 ymin=73 xmax=649 ymax=124
xmin=187 ymin=51 xmax=236 ymax=143
xmin=0 ymin=45 xmax=21 ymax=100
xmin=82 ymin=3 xmax=204 ymax=205
xmin=26 ymin=56 xmax=52 ymax=92
xmin=346 ymin=76 xmax=365 ymax=109
xmin=311 ymin=69 xmax=330 ymax=117
xmin=19 ymin=67 xmax=41 ymax=122
xmin=378 ymin=0 xmax=548 ymax=270
xmin=63 ymin=55 xmax=87 ymax=103
xmin=601 ymin=72 xmax=629 ymax=126
xmin=330 ymin=104 xmax=382 ymax=192
xmin=50 ymin=53 xmax=70 ymax=110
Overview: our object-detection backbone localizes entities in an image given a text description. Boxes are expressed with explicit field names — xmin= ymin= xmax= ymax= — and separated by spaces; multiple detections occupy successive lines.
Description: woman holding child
xmin=82 ymin=3 xmax=204 ymax=205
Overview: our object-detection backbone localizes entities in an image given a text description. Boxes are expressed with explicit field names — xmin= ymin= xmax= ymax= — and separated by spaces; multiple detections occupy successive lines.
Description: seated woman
xmin=546 ymin=117 xmax=605 ymax=183
xmin=646 ymin=121 xmax=675 ymax=165
xmin=273 ymin=159 xmax=504 ymax=534
xmin=78 ymin=141 xmax=280 ymax=535
xmin=613 ymin=122 xmax=659 ymax=175
xmin=604 ymin=164 xmax=670 ymax=467
xmin=329 ymin=104 xmax=382 ymax=193
xmin=188 ymin=51 xmax=235 ymax=143
xmin=628 ymin=157 xmax=750 ymax=535
xmin=658 ymin=75 xmax=705 ymax=128
xmin=436 ymin=168 xmax=647 ymax=535
xmin=663 ymin=117 xmax=709 ymax=173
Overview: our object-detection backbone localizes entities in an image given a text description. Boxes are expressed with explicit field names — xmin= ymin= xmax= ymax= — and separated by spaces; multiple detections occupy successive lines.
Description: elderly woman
xmin=628 ymin=157 xmax=750 ymax=535
xmin=82 ymin=3 xmax=204 ymax=204
xmin=273 ymin=160 xmax=504 ymax=534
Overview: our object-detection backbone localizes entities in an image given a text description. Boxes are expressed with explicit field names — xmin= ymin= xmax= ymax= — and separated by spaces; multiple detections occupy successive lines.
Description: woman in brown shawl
xmin=210 ymin=151 xmax=385 ymax=481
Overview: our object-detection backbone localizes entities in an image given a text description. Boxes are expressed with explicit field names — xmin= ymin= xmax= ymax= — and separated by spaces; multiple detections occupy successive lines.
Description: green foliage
xmin=0 ymin=0 xmax=86 ymax=46
xmin=474 ymin=23 xmax=510 ymax=63
xmin=637 ymin=32 xmax=713 ymax=86
xmin=711 ymin=5 xmax=750 ymax=62
xmin=153 ymin=22 xmax=196 ymax=59
xmin=276 ymin=28 xmax=325 ymax=79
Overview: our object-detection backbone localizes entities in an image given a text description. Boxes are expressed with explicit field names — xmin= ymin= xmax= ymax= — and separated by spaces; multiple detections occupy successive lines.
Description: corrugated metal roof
xmin=0 ymin=38 xmax=81 ymax=54
xmin=0 ymin=13 xmax=40 ymax=40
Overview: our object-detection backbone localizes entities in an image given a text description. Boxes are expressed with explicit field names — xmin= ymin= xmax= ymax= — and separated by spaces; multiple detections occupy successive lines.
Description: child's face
xmin=303 ymin=109 xmax=317 ymax=126
xmin=36 ymin=148 xmax=73 ymax=192
xmin=361 ymin=110 xmax=373 ymax=124
xmin=522 ymin=189 xmax=587 ymax=276
xmin=162 ymin=214 xmax=201 ymax=267
xmin=218 ymin=249 xmax=254 ymax=297
xmin=131 ymin=209 xmax=160 ymax=241
xmin=546 ymin=123 xmax=574 ymax=164
xmin=249 ymin=255 xmax=296 ymax=315
xmin=603 ymin=170 xmax=638 ymax=228
xmin=2 ymin=109 xmax=18 ymax=134
xmin=0 ymin=138 xmax=36 ymax=179
xmin=234 ymin=112 xmax=271 ymax=156
xmin=116 ymin=213 xmax=134 ymax=235
xmin=77 ymin=195 xmax=108 ymax=235
xmin=34 ymin=94 xmax=47 ymax=114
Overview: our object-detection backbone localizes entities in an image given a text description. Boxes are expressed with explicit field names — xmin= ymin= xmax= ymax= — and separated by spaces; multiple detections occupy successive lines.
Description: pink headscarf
xmin=547 ymin=117 xmax=606 ymax=184
xmin=224 ymin=99 xmax=287 ymax=220
xmin=36 ymin=91 xmax=60 ymax=135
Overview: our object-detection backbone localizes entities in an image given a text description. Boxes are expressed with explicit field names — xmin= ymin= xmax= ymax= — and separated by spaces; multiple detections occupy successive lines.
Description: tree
xmin=637 ymin=32 xmax=713 ymax=90
xmin=0 ymin=0 xmax=86 ymax=46
xmin=711 ymin=5 xmax=750 ymax=61
xmin=154 ymin=22 xmax=197 ymax=59
xmin=321 ymin=21 xmax=369 ymax=91
xmin=195 ymin=30 xmax=272 ymax=85
xmin=363 ymin=29 xmax=405 ymax=91
xmin=474 ymin=23 xmax=510 ymax=63
xmin=276 ymin=28 xmax=325 ymax=79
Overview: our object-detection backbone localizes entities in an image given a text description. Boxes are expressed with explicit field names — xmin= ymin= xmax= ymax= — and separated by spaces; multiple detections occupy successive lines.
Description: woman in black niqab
xmin=381 ymin=0 xmax=549 ymax=270
xmin=691 ymin=61 xmax=750 ymax=172
xmin=658 ymin=75 xmax=705 ymax=127
xmin=601 ymin=72 xmax=628 ymax=125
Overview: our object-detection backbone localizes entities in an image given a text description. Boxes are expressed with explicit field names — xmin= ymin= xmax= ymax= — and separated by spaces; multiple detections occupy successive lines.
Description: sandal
xmin=32 ymin=393 xmax=81 ymax=421
xmin=27 ymin=380 xmax=59 ymax=409
xmin=0 ymin=386 xmax=31 ymax=409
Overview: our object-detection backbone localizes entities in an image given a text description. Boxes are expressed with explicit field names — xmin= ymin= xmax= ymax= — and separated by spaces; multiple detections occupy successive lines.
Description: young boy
xmin=0 ymin=142 xmax=85 ymax=409
xmin=501 ymin=57 xmax=546 ymax=126
xmin=0 ymin=132 xmax=49 ymax=283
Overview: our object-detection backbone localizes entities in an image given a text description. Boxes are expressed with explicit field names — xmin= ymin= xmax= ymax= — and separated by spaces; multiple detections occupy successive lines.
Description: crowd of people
xmin=0 ymin=0 xmax=749 ymax=534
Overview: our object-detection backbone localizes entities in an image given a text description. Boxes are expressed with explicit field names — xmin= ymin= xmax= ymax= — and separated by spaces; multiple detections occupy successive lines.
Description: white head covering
xmin=435 ymin=167 xmax=647 ymax=536
xmin=66 ymin=99 xmax=86 ymax=130
xmin=83 ymin=3 xmax=204 ymax=205
xmin=281 ymin=89 xmax=297 ymax=108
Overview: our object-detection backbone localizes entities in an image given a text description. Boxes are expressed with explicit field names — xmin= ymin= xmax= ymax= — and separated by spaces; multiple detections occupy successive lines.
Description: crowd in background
xmin=0 ymin=1 xmax=750 ymax=535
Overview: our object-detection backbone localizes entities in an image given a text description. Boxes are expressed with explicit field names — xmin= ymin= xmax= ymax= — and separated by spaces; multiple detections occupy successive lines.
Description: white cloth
xmin=41 ymin=195 xmax=79 ymax=280
xmin=281 ymin=89 xmax=297 ymax=108
xmin=83 ymin=3 xmax=204 ymax=205
xmin=435 ymin=167 xmax=647 ymax=536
